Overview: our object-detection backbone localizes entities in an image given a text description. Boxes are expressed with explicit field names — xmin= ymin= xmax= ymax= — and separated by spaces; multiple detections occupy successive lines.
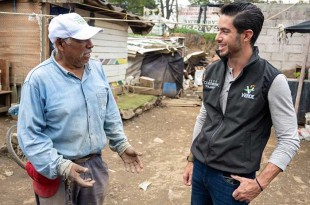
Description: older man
xmin=18 ymin=13 xmax=142 ymax=205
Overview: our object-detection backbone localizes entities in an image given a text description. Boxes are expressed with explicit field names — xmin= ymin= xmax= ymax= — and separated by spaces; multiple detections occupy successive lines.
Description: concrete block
xmin=266 ymin=28 xmax=278 ymax=36
xmin=288 ymin=53 xmax=304 ymax=61
xmin=281 ymin=61 xmax=302 ymax=71
xmin=265 ymin=44 xmax=282 ymax=53
xmin=139 ymin=76 xmax=155 ymax=88
xmin=271 ymin=52 xmax=288 ymax=61
xmin=285 ymin=36 xmax=306 ymax=45
xmin=257 ymin=35 xmax=275 ymax=45
xmin=268 ymin=61 xmax=282 ymax=70
xmin=259 ymin=52 xmax=271 ymax=61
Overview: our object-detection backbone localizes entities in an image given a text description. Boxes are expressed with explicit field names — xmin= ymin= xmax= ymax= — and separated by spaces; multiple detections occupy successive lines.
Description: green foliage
xmin=172 ymin=27 xmax=216 ymax=43
xmin=189 ymin=0 xmax=232 ymax=5
xmin=189 ymin=0 xmax=210 ymax=6
xmin=173 ymin=27 xmax=200 ymax=34
xmin=201 ymin=32 xmax=217 ymax=42
xmin=108 ymin=0 xmax=157 ymax=16
xmin=293 ymin=72 xmax=301 ymax=78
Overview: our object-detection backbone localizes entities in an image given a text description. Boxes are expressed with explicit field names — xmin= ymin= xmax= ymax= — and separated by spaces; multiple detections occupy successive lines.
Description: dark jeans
xmin=191 ymin=160 xmax=255 ymax=205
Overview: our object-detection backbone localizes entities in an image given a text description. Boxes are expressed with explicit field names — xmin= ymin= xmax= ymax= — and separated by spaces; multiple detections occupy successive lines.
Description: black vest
xmin=191 ymin=48 xmax=281 ymax=174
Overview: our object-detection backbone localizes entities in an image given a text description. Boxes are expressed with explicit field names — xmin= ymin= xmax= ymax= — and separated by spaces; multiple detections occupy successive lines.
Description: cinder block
xmin=139 ymin=76 xmax=155 ymax=88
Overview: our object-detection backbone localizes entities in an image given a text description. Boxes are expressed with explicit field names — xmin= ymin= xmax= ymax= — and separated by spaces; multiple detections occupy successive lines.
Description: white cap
xmin=48 ymin=13 xmax=103 ymax=43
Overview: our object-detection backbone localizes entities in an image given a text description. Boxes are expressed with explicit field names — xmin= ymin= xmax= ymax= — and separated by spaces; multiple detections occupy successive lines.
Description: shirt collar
xmin=50 ymin=49 xmax=91 ymax=77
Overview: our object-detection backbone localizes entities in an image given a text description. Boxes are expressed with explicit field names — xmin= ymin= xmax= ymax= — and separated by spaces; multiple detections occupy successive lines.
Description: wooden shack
xmin=0 ymin=0 xmax=153 ymax=111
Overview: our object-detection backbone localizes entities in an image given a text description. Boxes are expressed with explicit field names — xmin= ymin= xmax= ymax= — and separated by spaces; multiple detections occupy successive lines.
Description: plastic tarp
xmin=288 ymin=80 xmax=310 ymax=124
xmin=141 ymin=52 xmax=184 ymax=95
xmin=285 ymin=21 xmax=310 ymax=35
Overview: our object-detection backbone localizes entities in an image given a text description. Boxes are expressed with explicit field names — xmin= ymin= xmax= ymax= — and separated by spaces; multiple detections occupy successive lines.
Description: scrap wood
xmin=125 ymin=85 xmax=162 ymax=96
xmin=161 ymin=98 xmax=201 ymax=107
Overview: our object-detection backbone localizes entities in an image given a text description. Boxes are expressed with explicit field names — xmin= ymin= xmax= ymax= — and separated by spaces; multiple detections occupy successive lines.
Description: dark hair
xmin=220 ymin=2 xmax=264 ymax=46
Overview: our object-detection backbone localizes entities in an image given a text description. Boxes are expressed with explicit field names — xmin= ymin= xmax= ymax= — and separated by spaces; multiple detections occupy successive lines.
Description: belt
xmin=72 ymin=154 xmax=100 ymax=164
xmin=222 ymin=171 xmax=255 ymax=179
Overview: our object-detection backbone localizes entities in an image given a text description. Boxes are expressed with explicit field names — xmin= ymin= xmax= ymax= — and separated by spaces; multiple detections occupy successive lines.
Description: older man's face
xmin=60 ymin=38 xmax=94 ymax=69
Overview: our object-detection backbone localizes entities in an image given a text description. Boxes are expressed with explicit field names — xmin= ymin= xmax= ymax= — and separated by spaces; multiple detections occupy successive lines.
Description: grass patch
xmin=117 ymin=94 xmax=157 ymax=110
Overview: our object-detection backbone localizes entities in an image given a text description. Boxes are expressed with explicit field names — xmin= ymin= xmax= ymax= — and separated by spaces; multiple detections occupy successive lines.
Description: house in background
xmin=0 ymin=0 xmax=153 ymax=108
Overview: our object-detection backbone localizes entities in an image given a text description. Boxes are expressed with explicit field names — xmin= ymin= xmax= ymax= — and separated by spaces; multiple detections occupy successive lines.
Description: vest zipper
xmin=206 ymin=120 xmax=223 ymax=163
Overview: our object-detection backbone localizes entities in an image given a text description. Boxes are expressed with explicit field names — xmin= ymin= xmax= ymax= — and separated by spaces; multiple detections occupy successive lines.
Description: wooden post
xmin=294 ymin=35 xmax=310 ymax=114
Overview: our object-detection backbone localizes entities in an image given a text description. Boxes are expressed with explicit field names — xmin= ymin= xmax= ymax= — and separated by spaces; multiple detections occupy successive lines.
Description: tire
xmin=5 ymin=125 xmax=27 ymax=169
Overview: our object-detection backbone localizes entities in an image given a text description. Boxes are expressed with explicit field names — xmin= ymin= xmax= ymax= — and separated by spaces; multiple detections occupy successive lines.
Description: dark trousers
xmin=191 ymin=160 xmax=255 ymax=205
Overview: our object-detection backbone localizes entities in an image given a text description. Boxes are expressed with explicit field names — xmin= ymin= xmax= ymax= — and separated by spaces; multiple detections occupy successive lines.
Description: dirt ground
xmin=0 ymin=104 xmax=309 ymax=205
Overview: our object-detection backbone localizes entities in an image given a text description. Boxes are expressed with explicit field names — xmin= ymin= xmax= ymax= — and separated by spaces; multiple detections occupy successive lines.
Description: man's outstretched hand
xmin=120 ymin=146 xmax=143 ymax=173
xmin=68 ymin=163 xmax=95 ymax=187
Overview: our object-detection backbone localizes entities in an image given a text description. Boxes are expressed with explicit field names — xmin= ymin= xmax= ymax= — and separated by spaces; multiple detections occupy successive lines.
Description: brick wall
xmin=255 ymin=3 xmax=310 ymax=72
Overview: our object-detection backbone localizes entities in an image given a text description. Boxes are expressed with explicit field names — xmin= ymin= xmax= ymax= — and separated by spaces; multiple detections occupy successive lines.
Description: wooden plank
xmin=91 ymin=52 xmax=127 ymax=59
xmin=75 ymin=8 xmax=90 ymax=18
xmin=295 ymin=36 xmax=310 ymax=113
xmin=41 ymin=0 xmax=83 ymax=3
xmin=92 ymin=46 xmax=128 ymax=53
xmin=107 ymin=75 xmax=125 ymax=83
xmin=0 ymin=91 xmax=12 ymax=113
xmin=104 ymin=68 xmax=126 ymax=77
xmin=103 ymin=64 xmax=127 ymax=71
xmin=0 ymin=2 xmax=41 ymax=13
xmin=95 ymin=20 xmax=128 ymax=32
xmin=94 ymin=12 xmax=128 ymax=29
xmin=93 ymin=33 xmax=128 ymax=42
xmin=0 ymin=91 xmax=12 ymax=94
xmin=0 ymin=106 xmax=10 ymax=113
xmin=0 ymin=47 xmax=41 ymax=55
xmin=92 ymin=39 xmax=127 ymax=48
xmin=100 ymin=27 xmax=128 ymax=37
xmin=161 ymin=98 xmax=202 ymax=107
xmin=126 ymin=85 xmax=162 ymax=96
xmin=0 ymin=59 xmax=10 ymax=91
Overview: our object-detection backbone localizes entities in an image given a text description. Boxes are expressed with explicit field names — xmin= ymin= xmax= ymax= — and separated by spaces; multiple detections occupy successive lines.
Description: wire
xmin=266 ymin=3 xmax=297 ymax=20
xmin=0 ymin=10 xmax=289 ymax=29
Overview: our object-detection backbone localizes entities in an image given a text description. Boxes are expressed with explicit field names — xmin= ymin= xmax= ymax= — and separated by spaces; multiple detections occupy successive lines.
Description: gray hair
xmin=53 ymin=38 xmax=72 ymax=54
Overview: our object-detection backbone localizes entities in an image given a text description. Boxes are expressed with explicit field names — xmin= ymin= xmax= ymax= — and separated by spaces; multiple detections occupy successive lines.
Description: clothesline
xmin=0 ymin=11 xmax=282 ymax=29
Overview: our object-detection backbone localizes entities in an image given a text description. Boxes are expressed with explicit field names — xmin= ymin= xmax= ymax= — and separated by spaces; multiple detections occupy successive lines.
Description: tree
xmin=159 ymin=0 xmax=176 ymax=19
xmin=109 ymin=0 xmax=157 ymax=16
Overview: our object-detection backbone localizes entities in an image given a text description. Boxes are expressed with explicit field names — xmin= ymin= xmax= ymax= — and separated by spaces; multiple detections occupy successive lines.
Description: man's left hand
xmin=231 ymin=175 xmax=262 ymax=203
xmin=120 ymin=146 xmax=143 ymax=173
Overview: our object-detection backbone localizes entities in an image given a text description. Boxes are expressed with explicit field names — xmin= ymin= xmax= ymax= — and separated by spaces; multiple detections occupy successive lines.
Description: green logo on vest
xmin=242 ymin=85 xmax=255 ymax=99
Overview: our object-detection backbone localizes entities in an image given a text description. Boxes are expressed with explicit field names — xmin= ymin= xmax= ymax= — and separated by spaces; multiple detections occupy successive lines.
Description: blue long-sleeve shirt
xmin=18 ymin=51 xmax=129 ymax=179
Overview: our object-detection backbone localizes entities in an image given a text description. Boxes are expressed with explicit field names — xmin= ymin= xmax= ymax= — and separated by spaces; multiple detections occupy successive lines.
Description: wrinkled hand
xmin=183 ymin=162 xmax=193 ymax=186
xmin=120 ymin=147 xmax=143 ymax=173
xmin=68 ymin=163 xmax=95 ymax=187
xmin=231 ymin=175 xmax=262 ymax=203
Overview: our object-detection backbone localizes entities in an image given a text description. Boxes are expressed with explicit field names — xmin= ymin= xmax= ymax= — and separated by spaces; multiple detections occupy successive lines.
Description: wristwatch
xmin=186 ymin=154 xmax=194 ymax=162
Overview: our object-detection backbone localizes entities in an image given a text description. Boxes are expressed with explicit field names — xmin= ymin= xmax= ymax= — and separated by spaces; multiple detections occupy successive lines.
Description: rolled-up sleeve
xmin=103 ymin=79 xmax=130 ymax=155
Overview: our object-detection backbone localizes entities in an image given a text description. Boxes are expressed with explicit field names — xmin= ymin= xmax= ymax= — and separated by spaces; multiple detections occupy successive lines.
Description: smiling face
xmin=60 ymin=38 xmax=94 ymax=69
xmin=215 ymin=15 xmax=242 ymax=58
